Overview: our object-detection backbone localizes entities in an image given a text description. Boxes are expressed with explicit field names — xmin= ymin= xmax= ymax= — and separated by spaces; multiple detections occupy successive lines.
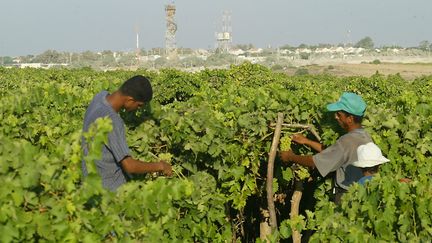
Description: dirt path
xmin=328 ymin=63 xmax=432 ymax=79
xmin=286 ymin=63 xmax=432 ymax=80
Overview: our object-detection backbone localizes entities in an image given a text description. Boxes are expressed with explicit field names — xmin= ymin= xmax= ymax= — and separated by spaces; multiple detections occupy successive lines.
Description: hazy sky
xmin=1 ymin=0 xmax=431 ymax=56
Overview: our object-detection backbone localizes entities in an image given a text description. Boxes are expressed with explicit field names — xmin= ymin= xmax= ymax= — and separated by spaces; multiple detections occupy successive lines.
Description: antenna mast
xmin=165 ymin=4 xmax=177 ymax=58
xmin=135 ymin=25 xmax=141 ymax=64
xmin=216 ymin=10 xmax=232 ymax=53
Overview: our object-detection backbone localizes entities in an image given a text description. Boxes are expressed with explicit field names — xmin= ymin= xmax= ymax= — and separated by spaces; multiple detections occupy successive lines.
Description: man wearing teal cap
xmin=280 ymin=92 xmax=372 ymax=204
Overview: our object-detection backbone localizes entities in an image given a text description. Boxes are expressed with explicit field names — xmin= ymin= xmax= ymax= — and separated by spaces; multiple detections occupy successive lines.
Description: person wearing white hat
xmin=352 ymin=142 xmax=390 ymax=185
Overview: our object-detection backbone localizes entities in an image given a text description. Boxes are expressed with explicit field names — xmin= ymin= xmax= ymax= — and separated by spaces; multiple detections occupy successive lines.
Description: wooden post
xmin=260 ymin=209 xmax=271 ymax=241
xmin=267 ymin=120 xmax=321 ymax=242
xmin=266 ymin=112 xmax=284 ymax=231
xmin=290 ymin=180 xmax=303 ymax=243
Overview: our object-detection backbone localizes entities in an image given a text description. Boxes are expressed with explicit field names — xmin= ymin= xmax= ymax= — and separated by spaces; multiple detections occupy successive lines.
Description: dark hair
xmin=340 ymin=110 xmax=363 ymax=123
xmin=361 ymin=165 xmax=380 ymax=174
xmin=119 ymin=75 xmax=153 ymax=102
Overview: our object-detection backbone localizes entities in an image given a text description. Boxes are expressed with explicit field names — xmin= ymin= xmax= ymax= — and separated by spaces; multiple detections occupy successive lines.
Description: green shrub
xmin=295 ymin=68 xmax=309 ymax=75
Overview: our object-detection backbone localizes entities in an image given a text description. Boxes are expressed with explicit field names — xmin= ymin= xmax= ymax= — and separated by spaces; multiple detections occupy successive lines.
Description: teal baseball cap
xmin=327 ymin=92 xmax=366 ymax=116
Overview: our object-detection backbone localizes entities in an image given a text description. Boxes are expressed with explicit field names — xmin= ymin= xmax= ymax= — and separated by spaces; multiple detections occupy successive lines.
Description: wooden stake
xmin=269 ymin=123 xmax=321 ymax=142
xmin=290 ymin=181 xmax=303 ymax=243
xmin=259 ymin=209 xmax=271 ymax=241
xmin=266 ymin=112 xmax=284 ymax=232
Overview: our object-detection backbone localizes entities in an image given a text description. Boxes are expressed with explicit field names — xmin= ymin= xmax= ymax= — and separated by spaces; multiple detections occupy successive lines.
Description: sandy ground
xmin=327 ymin=63 xmax=432 ymax=79
xmin=285 ymin=62 xmax=432 ymax=80
xmin=283 ymin=56 xmax=432 ymax=80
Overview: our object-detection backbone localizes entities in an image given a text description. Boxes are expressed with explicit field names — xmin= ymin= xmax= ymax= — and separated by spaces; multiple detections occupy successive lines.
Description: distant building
xmin=10 ymin=63 xmax=69 ymax=69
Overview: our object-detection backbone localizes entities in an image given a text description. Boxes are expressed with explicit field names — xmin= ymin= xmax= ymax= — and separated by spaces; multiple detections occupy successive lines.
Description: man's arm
xmin=292 ymin=134 xmax=324 ymax=152
xmin=121 ymin=157 xmax=172 ymax=176
xmin=279 ymin=150 xmax=315 ymax=168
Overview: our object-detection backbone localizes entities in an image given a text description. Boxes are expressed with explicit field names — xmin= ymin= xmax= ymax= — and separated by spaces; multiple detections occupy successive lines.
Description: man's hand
xmin=159 ymin=161 xmax=173 ymax=176
xmin=399 ymin=178 xmax=412 ymax=183
xmin=279 ymin=150 xmax=296 ymax=163
xmin=291 ymin=134 xmax=309 ymax=145
xmin=292 ymin=134 xmax=324 ymax=152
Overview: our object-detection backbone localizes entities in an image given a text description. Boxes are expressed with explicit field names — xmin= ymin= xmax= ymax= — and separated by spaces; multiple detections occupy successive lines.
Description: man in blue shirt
xmin=82 ymin=75 xmax=172 ymax=191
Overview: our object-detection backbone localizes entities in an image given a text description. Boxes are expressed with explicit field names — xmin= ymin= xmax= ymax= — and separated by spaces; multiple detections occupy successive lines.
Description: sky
xmin=1 ymin=0 xmax=431 ymax=56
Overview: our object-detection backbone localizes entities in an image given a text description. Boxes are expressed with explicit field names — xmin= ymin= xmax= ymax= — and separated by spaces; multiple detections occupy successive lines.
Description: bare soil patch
xmin=287 ymin=63 xmax=432 ymax=80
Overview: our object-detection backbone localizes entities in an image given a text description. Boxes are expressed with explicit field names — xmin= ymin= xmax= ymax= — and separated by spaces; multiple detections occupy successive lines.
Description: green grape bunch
xmin=158 ymin=152 xmax=173 ymax=164
xmin=294 ymin=166 xmax=311 ymax=180
xmin=279 ymin=135 xmax=292 ymax=151
xmin=158 ymin=153 xmax=187 ymax=179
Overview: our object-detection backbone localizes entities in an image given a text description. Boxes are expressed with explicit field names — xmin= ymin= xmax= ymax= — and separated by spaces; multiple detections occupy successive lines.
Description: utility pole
xmin=135 ymin=25 xmax=141 ymax=67
xmin=216 ymin=10 xmax=232 ymax=53
xmin=165 ymin=4 xmax=177 ymax=59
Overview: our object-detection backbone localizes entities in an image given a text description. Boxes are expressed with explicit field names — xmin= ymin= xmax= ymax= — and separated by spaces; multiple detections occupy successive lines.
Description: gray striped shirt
xmin=82 ymin=91 xmax=130 ymax=191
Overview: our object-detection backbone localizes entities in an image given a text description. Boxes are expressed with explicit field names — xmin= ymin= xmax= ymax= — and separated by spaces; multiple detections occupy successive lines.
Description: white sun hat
xmin=352 ymin=142 xmax=390 ymax=168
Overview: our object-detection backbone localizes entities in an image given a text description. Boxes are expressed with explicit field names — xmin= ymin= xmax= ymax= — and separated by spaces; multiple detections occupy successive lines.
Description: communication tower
xmin=346 ymin=29 xmax=352 ymax=47
xmin=165 ymin=4 xmax=177 ymax=57
xmin=215 ymin=11 xmax=232 ymax=53
xmin=135 ymin=25 xmax=140 ymax=61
